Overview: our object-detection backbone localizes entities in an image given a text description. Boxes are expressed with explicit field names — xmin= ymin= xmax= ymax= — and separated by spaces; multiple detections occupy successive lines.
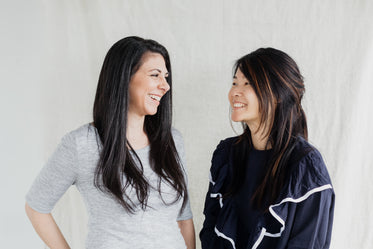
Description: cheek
xmin=128 ymin=86 xmax=138 ymax=102
xmin=246 ymin=90 xmax=258 ymax=103
xmin=252 ymin=94 xmax=260 ymax=108
xmin=228 ymin=89 xmax=233 ymax=102
xmin=128 ymin=88 xmax=146 ymax=108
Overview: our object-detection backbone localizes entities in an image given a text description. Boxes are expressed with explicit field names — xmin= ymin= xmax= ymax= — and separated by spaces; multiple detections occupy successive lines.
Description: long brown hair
xmin=227 ymin=48 xmax=308 ymax=210
xmin=93 ymin=36 xmax=187 ymax=213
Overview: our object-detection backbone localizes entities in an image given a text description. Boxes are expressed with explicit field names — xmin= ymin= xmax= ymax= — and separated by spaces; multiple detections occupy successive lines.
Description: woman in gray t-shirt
xmin=25 ymin=36 xmax=195 ymax=249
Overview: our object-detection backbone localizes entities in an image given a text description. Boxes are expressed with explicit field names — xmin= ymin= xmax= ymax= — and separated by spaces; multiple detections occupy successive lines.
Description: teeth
xmin=233 ymin=103 xmax=245 ymax=108
xmin=149 ymin=94 xmax=161 ymax=101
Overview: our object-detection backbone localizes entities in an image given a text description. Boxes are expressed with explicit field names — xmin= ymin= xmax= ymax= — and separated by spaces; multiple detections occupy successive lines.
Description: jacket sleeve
xmin=199 ymin=180 xmax=223 ymax=249
xmin=286 ymin=188 xmax=335 ymax=249
xmin=199 ymin=140 xmax=231 ymax=249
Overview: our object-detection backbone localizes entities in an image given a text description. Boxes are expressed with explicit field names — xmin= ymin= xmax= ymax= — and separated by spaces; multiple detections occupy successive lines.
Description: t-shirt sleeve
xmin=25 ymin=132 xmax=78 ymax=213
xmin=172 ymin=128 xmax=193 ymax=221
xmin=177 ymin=196 xmax=193 ymax=221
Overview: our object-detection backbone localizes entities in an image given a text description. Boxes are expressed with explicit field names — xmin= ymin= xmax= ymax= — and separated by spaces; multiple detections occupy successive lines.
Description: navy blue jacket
xmin=200 ymin=137 xmax=335 ymax=249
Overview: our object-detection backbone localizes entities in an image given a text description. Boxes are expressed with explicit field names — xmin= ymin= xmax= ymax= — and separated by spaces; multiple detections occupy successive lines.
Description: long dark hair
xmin=228 ymin=48 xmax=308 ymax=210
xmin=93 ymin=36 xmax=187 ymax=213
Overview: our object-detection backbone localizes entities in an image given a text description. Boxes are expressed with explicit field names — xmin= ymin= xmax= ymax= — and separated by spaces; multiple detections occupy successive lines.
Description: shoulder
xmin=290 ymin=137 xmax=329 ymax=180
xmin=61 ymin=123 xmax=98 ymax=149
xmin=171 ymin=127 xmax=184 ymax=145
xmin=171 ymin=128 xmax=186 ymax=163
xmin=171 ymin=127 xmax=185 ymax=154
xmin=284 ymin=137 xmax=333 ymax=199
xmin=212 ymin=136 xmax=238 ymax=164
xmin=209 ymin=136 xmax=238 ymax=185
xmin=68 ymin=123 xmax=96 ymax=139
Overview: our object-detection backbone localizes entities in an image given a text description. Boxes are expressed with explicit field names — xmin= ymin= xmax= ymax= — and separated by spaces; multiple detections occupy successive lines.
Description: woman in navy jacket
xmin=200 ymin=48 xmax=334 ymax=249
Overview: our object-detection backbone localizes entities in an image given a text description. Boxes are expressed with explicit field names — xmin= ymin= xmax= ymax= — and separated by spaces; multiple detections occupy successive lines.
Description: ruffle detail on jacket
xmin=249 ymin=142 xmax=334 ymax=249
xmin=208 ymin=138 xmax=239 ymax=249
xmin=209 ymin=137 xmax=334 ymax=249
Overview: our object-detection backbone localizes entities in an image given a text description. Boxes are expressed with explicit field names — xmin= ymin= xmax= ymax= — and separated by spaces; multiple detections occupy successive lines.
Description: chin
xmin=145 ymin=108 xmax=158 ymax=116
xmin=231 ymin=115 xmax=243 ymax=123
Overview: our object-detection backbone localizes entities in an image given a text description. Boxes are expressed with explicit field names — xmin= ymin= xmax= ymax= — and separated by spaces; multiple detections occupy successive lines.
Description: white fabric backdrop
xmin=1 ymin=0 xmax=372 ymax=248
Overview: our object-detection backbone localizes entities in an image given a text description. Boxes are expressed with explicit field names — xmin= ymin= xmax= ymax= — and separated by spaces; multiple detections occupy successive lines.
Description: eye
xmin=245 ymin=82 xmax=250 ymax=86
xmin=151 ymin=74 xmax=159 ymax=77
xmin=232 ymin=82 xmax=237 ymax=86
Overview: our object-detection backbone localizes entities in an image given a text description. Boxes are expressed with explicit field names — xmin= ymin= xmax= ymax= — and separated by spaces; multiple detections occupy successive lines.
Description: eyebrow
xmin=149 ymin=69 xmax=169 ymax=75
xmin=233 ymin=76 xmax=237 ymax=79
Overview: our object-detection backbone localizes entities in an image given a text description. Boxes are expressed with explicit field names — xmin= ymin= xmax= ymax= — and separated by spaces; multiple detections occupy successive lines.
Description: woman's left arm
xmin=178 ymin=219 xmax=196 ymax=249
xmin=286 ymin=189 xmax=335 ymax=249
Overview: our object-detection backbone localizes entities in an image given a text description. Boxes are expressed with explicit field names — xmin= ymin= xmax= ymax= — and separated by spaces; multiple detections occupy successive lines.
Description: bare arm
xmin=178 ymin=218 xmax=196 ymax=249
xmin=25 ymin=202 xmax=70 ymax=249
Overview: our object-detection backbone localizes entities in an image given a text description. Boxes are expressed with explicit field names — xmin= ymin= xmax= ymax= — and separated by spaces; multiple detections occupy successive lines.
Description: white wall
xmin=1 ymin=1 xmax=372 ymax=248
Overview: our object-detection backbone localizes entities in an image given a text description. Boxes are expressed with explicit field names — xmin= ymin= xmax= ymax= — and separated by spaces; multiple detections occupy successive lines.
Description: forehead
xmin=234 ymin=67 xmax=247 ymax=80
xmin=139 ymin=52 xmax=166 ymax=70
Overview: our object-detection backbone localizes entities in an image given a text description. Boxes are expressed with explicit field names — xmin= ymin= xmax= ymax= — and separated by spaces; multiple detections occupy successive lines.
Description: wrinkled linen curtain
xmin=1 ymin=1 xmax=372 ymax=248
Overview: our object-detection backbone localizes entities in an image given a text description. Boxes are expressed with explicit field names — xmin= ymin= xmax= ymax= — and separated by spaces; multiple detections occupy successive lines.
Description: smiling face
xmin=128 ymin=52 xmax=170 ymax=117
xmin=228 ymin=67 xmax=261 ymax=128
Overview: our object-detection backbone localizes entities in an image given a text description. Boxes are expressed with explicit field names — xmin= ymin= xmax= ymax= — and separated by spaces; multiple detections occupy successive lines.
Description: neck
xmin=247 ymin=122 xmax=270 ymax=150
xmin=126 ymin=112 xmax=148 ymax=150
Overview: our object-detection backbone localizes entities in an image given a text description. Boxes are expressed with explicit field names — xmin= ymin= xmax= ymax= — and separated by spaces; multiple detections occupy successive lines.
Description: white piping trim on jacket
xmin=210 ymin=193 xmax=223 ymax=208
xmin=251 ymin=184 xmax=333 ymax=249
xmin=209 ymin=171 xmax=216 ymax=185
xmin=215 ymin=227 xmax=236 ymax=249
xmin=252 ymin=228 xmax=266 ymax=249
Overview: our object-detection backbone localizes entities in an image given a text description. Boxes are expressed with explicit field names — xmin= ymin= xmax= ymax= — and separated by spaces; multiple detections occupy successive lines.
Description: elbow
xmin=178 ymin=219 xmax=196 ymax=249
xmin=25 ymin=202 xmax=47 ymax=219
xmin=25 ymin=202 xmax=35 ymax=220
xmin=25 ymin=202 xmax=31 ymax=216
xmin=178 ymin=218 xmax=195 ymax=231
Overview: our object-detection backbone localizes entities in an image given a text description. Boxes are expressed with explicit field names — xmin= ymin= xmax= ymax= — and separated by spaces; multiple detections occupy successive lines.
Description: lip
xmin=232 ymin=101 xmax=247 ymax=109
xmin=148 ymin=93 xmax=162 ymax=103
xmin=233 ymin=101 xmax=246 ymax=104
xmin=149 ymin=93 xmax=162 ymax=97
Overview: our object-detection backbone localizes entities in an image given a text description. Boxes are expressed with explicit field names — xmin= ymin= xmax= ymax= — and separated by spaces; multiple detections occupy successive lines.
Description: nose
xmin=159 ymin=77 xmax=170 ymax=93
xmin=230 ymin=87 xmax=242 ymax=97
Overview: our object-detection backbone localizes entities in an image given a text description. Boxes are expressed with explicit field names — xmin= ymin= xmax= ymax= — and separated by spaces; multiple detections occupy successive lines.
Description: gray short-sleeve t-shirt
xmin=26 ymin=124 xmax=192 ymax=249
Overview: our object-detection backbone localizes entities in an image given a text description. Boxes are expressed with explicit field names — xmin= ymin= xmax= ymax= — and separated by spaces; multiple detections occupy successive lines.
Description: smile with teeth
xmin=149 ymin=94 xmax=161 ymax=102
xmin=233 ymin=102 xmax=246 ymax=108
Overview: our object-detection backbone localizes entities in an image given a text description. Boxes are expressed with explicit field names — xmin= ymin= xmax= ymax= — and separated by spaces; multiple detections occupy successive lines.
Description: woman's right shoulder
xmin=211 ymin=137 xmax=238 ymax=169
xmin=209 ymin=136 xmax=238 ymax=187
xmin=212 ymin=136 xmax=238 ymax=158
xmin=61 ymin=123 xmax=99 ymax=147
